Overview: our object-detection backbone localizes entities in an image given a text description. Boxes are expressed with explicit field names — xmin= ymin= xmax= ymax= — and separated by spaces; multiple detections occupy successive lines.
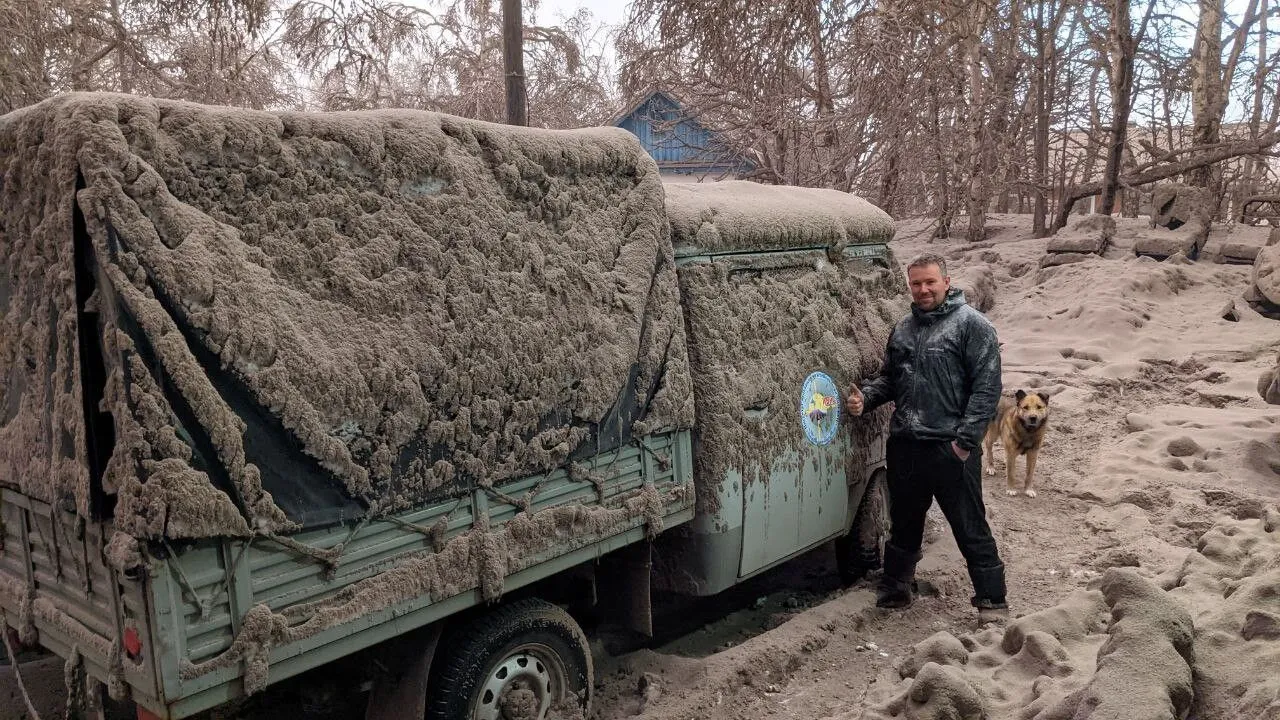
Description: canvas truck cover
xmin=0 ymin=93 xmax=694 ymax=544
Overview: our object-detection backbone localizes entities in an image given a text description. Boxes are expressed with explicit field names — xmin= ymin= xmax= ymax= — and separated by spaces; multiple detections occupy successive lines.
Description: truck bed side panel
xmin=144 ymin=430 xmax=694 ymax=719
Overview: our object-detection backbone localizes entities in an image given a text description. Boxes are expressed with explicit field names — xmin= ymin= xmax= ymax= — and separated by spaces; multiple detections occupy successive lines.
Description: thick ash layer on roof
xmin=0 ymin=93 xmax=693 ymax=538
xmin=663 ymin=180 xmax=896 ymax=254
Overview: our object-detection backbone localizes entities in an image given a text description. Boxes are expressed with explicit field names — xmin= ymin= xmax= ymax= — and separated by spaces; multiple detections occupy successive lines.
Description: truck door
xmin=739 ymin=368 xmax=849 ymax=575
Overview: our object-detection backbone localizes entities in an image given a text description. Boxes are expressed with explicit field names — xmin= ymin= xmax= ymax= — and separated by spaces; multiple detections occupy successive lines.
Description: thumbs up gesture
xmin=846 ymin=385 xmax=864 ymax=416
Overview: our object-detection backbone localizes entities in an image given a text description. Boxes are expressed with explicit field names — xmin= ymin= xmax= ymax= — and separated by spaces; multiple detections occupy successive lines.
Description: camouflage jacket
xmin=859 ymin=288 xmax=1002 ymax=451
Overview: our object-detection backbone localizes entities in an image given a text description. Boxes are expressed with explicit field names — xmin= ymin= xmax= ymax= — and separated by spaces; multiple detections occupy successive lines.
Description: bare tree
xmin=282 ymin=0 xmax=613 ymax=125
xmin=618 ymin=0 xmax=880 ymax=189
xmin=619 ymin=0 xmax=1277 ymax=235
xmin=0 ymin=0 xmax=291 ymax=112
xmin=1 ymin=0 xmax=1275 ymax=229
xmin=1030 ymin=0 xmax=1078 ymax=237
xmin=0 ymin=0 xmax=614 ymax=129
xmin=1190 ymin=0 xmax=1227 ymax=189
xmin=1098 ymin=0 xmax=1157 ymax=216
xmin=1242 ymin=0 xmax=1274 ymax=196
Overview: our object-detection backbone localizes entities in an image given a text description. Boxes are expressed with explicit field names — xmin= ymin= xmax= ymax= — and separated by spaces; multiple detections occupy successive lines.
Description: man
xmin=846 ymin=253 xmax=1008 ymax=621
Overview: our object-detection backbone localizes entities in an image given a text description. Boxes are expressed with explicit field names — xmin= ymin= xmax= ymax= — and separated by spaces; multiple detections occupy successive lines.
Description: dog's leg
xmin=1004 ymin=443 xmax=1020 ymax=496
xmin=983 ymin=429 xmax=996 ymax=476
xmin=1023 ymin=448 xmax=1040 ymax=498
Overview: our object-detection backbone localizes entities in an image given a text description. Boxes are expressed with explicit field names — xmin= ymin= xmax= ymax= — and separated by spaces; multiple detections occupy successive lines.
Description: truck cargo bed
xmin=1 ymin=430 xmax=693 ymax=718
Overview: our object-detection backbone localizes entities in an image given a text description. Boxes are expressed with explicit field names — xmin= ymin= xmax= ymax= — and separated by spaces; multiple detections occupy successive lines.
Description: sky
xmin=536 ymin=0 xmax=629 ymax=27
xmin=397 ymin=0 xmax=629 ymax=27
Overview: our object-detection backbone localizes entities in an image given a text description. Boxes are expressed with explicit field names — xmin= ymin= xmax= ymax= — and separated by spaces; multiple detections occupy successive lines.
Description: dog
xmin=982 ymin=389 xmax=1051 ymax=497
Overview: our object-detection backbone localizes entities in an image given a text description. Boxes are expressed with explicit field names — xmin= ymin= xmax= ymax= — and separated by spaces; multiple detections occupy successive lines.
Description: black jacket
xmin=859 ymin=288 xmax=1001 ymax=450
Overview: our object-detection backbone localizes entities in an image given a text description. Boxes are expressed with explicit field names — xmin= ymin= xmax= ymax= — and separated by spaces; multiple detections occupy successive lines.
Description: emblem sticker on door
xmin=800 ymin=371 xmax=841 ymax=446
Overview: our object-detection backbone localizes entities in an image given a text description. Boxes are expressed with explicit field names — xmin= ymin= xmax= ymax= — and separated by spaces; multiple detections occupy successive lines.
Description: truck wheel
xmin=836 ymin=470 xmax=888 ymax=586
xmin=426 ymin=598 xmax=592 ymax=720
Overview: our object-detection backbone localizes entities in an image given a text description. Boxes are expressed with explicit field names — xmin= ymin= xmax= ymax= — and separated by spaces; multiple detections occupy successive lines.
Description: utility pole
xmin=502 ymin=0 xmax=527 ymax=126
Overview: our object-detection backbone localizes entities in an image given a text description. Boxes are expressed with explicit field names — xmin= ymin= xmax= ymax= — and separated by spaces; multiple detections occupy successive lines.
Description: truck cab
xmin=652 ymin=180 xmax=902 ymax=599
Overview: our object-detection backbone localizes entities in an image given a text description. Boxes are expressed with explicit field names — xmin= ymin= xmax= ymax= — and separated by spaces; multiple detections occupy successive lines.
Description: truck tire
xmin=836 ymin=470 xmax=888 ymax=586
xmin=426 ymin=598 xmax=592 ymax=720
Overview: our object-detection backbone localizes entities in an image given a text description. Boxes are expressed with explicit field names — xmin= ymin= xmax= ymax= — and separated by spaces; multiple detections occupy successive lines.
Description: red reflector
xmin=136 ymin=707 xmax=162 ymax=720
xmin=123 ymin=627 xmax=142 ymax=659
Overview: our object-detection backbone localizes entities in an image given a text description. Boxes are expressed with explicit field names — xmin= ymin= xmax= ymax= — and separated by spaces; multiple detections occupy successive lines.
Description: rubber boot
xmin=969 ymin=563 xmax=1009 ymax=623
xmin=876 ymin=544 xmax=921 ymax=609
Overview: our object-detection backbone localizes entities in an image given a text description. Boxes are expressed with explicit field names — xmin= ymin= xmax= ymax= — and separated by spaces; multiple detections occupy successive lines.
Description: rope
xmin=477 ymin=431 xmax=656 ymax=515
xmin=262 ymin=512 xmax=377 ymax=573
xmin=568 ymin=462 xmax=608 ymax=498
xmin=634 ymin=436 xmax=673 ymax=471
xmin=479 ymin=483 xmax=531 ymax=513
xmin=27 ymin=517 xmax=61 ymax=583
xmin=1 ymin=611 xmax=44 ymax=720
xmin=62 ymin=646 xmax=87 ymax=720
xmin=162 ymin=539 xmax=213 ymax=621
xmin=165 ymin=435 xmax=665 ymax=624
xmin=474 ymin=465 xmax=548 ymax=511
xmin=382 ymin=497 xmax=466 ymax=551
xmin=261 ymin=534 xmax=342 ymax=568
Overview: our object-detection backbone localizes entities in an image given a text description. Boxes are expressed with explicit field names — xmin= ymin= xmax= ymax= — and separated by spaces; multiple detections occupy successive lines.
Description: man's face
xmin=907 ymin=263 xmax=950 ymax=311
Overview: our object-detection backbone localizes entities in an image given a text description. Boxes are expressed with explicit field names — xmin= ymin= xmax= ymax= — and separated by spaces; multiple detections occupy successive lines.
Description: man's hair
xmin=906 ymin=253 xmax=948 ymax=277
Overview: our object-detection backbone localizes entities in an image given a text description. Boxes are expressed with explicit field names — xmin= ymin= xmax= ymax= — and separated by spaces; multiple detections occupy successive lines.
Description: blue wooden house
xmin=611 ymin=89 xmax=753 ymax=182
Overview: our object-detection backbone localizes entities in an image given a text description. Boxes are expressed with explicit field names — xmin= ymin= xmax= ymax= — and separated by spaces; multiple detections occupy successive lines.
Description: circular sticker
xmin=800 ymin=371 xmax=841 ymax=446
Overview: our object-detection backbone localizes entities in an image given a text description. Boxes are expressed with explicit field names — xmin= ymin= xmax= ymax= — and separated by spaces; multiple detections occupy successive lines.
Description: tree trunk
xmin=110 ymin=0 xmax=132 ymax=93
xmin=1074 ymin=65 xmax=1104 ymax=217
xmin=1051 ymin=53 xmax=1082 ymax=223
xmin=1099 ymin=0 xmax=1134 ymax=216
xmin=964 ymin=3 xmax=995 ymax=243
xmin=792 ymin=122 xmax=801 ymax=185
xmin=1189 ymin=0 xmax=1225 ymax=187
xmin=988 ymin=9 xmax=1025 ymax=219
xmin=930 ymin=82 xmax=953 ymax=239
xmin=878 ymin=126 xmax=901 ymax=216
xmin=775 ymin=128 xmax=788 ymax=184
xmin=1121 ymin=146 xmax=1141 ymax=217
xmin=1032 ymin=0 xmax=1050 ymax=237
xmin=1243 ymin=0 xmax=1269 ymax=196
xmin=1044 ymin=5 xmax=1082 ymax=225
xmin=502 ymin=0 xmax=527 ymax=126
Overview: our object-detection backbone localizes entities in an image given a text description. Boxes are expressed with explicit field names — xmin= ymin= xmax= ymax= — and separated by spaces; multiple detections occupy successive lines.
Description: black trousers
xmin=884 ymin=436 xmax=1006 ymax=602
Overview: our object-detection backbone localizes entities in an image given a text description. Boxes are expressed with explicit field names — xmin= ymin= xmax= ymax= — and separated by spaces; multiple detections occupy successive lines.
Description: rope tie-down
xmin=1 ymin=610 xmax=45 ymax=720
xmin=177 ymin=480 xmax=672 ymax=695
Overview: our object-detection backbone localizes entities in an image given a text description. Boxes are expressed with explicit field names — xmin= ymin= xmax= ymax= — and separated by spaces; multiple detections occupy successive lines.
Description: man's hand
xmin=951 ymin=440 xmax=970 ymax=462
xmin=846 ymin=386 xmax=864 ymax=416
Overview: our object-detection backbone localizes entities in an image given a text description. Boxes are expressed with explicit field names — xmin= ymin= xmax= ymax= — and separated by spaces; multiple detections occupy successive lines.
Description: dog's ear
xmin=1015 ymin=389 xmax=1027 ymax=402
xmin=1037 ymin=392 xmax=1050 ymax=405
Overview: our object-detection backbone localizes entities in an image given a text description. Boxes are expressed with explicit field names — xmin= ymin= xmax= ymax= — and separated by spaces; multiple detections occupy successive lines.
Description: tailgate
xmin=0 ymin=491 xmax=162 ymax=708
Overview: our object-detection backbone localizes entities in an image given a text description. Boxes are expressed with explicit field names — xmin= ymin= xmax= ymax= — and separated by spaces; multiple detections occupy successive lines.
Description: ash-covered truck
xmin=0 ymin=94 xmax=905 ymax=720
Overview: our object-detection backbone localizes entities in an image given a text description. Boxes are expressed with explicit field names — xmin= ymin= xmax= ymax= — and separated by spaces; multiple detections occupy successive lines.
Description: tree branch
xmin=1052 ymin=130 xmax=1280 ymax=231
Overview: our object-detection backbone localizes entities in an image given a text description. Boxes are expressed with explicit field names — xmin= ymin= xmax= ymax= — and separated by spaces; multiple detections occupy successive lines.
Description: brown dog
xmin=983 ymin=389 xmax=1050 ymax=497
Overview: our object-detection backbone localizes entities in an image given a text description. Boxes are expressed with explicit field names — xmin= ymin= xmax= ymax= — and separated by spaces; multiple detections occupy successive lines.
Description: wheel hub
xmin=500 ymin=686 xmax=538 ymax=720
xmin=476 ymin=647 xmax=561 ymax=720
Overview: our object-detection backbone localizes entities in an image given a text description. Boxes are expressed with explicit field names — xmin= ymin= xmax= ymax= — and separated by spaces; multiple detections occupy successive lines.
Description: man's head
xmin=906 ymin=253 xmax=950 ymax=311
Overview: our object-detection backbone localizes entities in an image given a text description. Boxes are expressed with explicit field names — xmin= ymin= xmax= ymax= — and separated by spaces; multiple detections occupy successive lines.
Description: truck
xmin=0 ymin=93 xmax=905 ymax=720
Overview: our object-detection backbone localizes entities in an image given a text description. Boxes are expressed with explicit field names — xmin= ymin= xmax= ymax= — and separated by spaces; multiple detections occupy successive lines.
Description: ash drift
xmin=0 ymin=93 xmax=693 ymax=541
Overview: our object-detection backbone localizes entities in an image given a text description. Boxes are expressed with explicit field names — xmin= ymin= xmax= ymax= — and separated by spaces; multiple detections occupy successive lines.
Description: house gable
xmin=612 ymin=90 xmax=751 ymax=178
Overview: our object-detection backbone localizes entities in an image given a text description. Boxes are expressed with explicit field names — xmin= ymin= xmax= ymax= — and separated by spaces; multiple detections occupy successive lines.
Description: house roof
xmin=608 ymin=88 xmax=688 ymax=127
xmin=610 ymin=87 xmax=755 ymax=172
